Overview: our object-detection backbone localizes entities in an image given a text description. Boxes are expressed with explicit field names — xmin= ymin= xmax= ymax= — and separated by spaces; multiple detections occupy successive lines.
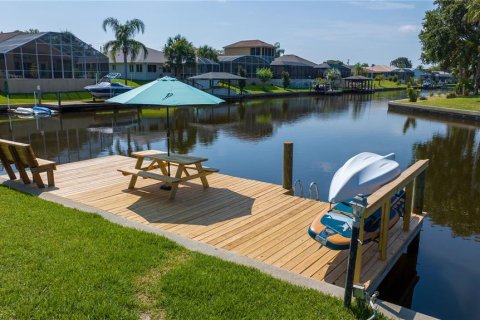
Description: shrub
xmin=406 ymin=83 xmax=420 ymax=102
xmin=282 ymin=71 xmax=290 ymax=89
xmin=419 ymin=96 xmax=427 ymax=100
xmin=446 ymin=92 xmax=457 ymax=99
xmin=429 ymin=92 xmax=434 ymax=97
xmin=397 ymin=81 xmax=402 ymax=86
xmin=256 ymin=68 xmax=273 ymax=85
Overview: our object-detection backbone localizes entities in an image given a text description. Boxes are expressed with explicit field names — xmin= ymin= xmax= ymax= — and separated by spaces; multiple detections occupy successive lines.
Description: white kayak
xmin=13 ymin=107 xmax=34 ymax=115
xmin=328 ymin=152 xmax=401 ymax=203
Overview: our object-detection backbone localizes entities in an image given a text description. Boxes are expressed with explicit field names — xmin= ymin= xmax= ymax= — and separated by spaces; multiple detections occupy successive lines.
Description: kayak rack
xmin=293 ymin=179 xmax=319 ymax=201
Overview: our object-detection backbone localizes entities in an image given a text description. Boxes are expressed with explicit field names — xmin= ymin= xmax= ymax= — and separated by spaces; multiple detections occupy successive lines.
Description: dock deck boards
xmin=2 ymin=155 xmax=423 ymax=290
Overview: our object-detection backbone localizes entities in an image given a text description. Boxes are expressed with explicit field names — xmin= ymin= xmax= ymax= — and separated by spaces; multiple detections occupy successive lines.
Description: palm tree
xmin=164 ymin=34 xmax=196 ymax=79
xmin=274 ymin=42 xmax=285 ymax=58
xmin=353 ymin=63 xmax=366 ymax=76
xmin=196 ymin=45 xmax=220 ymax=62
xmin=325 ymin=68 xmax=341 ymax=89
xmin=466 ymin=0 xmax=480 ymax=22
xmin=102 ymin=17 xmax=148 ymax=85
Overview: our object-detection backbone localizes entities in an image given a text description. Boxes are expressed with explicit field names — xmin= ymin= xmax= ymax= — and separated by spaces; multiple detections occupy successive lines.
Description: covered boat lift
xmin=343 ymin=75 xmax=374 ymax=93
xmin=188 ymin=72 xmax=247 ymax=98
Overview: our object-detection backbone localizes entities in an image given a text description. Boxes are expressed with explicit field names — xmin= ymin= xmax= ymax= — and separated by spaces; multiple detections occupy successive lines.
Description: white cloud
xmin=350 ymin=1 xmax=415 ymax=10
xmin=398 ymin=24 xmax=418 ymax=33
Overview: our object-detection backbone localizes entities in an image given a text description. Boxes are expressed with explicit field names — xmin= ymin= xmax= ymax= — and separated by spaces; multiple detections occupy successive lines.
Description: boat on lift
xmin=308 ymin=152 xmax=404 ymax=250
xmin=84 ymin=73 xmax=133 ymax=99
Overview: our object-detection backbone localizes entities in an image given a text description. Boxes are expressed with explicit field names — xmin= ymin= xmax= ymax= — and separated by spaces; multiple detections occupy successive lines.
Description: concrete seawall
xmin=388 ymin=100 xmax=480 ymax=122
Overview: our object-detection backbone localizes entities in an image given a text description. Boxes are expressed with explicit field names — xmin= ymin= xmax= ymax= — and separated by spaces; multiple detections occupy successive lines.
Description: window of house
xmin=129 ymin=64 xmax=134 ymax=72
xmin=147 ymin=64 xmax=156 ymax=73
xmin=136 ymin=64 xmax=143 ymax=72
xmin=112 ymin=64 xmax=116 ymax=70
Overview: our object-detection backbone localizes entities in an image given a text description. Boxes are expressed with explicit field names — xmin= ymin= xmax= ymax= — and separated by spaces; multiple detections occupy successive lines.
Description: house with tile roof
xmin=223 ymin=40 xmax=275 ymax=63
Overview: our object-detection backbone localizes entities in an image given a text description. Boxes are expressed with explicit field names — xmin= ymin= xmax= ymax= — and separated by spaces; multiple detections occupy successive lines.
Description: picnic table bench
xmin=0 ymin=139 xmax=56 ymax=188
xmin=118 ymin=150 xmax=218 ymax=200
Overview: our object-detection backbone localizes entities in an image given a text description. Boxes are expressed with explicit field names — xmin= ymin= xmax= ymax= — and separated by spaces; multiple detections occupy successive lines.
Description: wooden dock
xmin=1 ymin=155 xmax=425 ymax=292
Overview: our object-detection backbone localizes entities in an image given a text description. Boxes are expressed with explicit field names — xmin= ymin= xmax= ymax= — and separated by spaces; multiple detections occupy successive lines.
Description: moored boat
xmin=84 ymin=73 xmax=133 ymax=99
xmin=308 ymin=152 xmax=404 ymax=250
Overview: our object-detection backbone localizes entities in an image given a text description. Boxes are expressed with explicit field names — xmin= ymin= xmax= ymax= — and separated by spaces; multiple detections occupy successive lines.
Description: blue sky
xmin=1 ymin=1 xmax=434 ymax=66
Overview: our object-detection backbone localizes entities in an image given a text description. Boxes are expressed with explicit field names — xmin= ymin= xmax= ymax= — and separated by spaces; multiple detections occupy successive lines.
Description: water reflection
xmin=414 ymin=126 xmax=480 ymax=239
xmin=1 ymin=92 xmax=480 ymax=319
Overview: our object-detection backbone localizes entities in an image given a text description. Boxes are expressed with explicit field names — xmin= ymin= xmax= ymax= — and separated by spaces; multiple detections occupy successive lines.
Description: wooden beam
xmin=364 ymin=159 xmax=429 ymax=218
xmin=403 ymin=182 xmax=414 ymax=231
xmin=379 ymin=199 xmax=391 ymax=260
xmin=353 ymin=216 xmax=365 ymax=283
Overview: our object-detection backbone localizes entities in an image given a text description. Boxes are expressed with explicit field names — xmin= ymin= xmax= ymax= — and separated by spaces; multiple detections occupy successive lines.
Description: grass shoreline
xmin=397 ymin=95 xmax=480 ymax=112
xmin=0 ymin=185 xmax=376 ymax=319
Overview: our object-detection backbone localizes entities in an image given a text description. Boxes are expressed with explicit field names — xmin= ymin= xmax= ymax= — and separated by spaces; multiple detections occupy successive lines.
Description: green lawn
xmin=0 ymin=91 xmax=92 ymax=104
xmin=0 ymin=79 xmax=149 ymax=105
xmin=402 ymin=95 xmax=480 ymax=111
xmin=220 ymin=82 xmax=311 ymax=94
xmin=0 ymin=186 xmax=376 ymax=319
xmin=374 ymin=80 xmax=407 ymax=89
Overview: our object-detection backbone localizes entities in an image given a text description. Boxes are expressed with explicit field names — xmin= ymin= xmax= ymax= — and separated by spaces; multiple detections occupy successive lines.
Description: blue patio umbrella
xmin=107 ymin=76 xmax=224 ymax=163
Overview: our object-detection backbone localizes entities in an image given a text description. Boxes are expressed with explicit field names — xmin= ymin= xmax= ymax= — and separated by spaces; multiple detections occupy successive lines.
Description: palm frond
xmin=102 ymin=17 xmax=120 ymax=33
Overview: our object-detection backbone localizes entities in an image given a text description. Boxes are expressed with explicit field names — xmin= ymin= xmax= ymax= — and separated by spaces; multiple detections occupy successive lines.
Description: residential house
xmin=270 ymin=54 xmax=317 ymax=79
xmin=0 ymin=31 xmax=108 ymax=93
xmin=223 ymin=40 xmax=275 ymax=63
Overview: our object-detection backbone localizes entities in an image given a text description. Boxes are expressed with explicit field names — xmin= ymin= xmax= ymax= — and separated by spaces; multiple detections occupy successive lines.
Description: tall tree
xmin=353 ymin=63 xmax=366 ymax=76
xmin=196 ymin=45 xmax=220 ymax=62
xmin=274 ymin=42 xmax=285 ymax=58
xmin=102 ymin=17 xmax=148 ymax=85
xmin=164 ymin=34 xmax=196 ymax=79
xmin=466 ymin=0 xmax=480 ymax=22
xmin=390 ymin=57 xmax=413 ymax=68
xmin=419 ymin=0 xmax=480 ymax=94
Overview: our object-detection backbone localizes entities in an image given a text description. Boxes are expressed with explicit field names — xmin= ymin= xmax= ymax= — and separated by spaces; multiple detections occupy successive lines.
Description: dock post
xmin=57 ymin=91 xmax=62 ymax=108
xmin=413 ymin=170 xmax=426 ymax=214
xmin=344 ymin=195 xmax=367 ymax=308
xmin=283 ymin=141 xmax=293 ymax=191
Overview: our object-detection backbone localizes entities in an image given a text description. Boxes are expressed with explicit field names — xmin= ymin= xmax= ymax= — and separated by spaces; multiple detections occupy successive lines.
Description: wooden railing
xmin=353 ymin=159 xmax=429 ymax=283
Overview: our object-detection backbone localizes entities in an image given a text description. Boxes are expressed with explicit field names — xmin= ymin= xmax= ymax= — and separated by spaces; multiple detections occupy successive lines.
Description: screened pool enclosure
xmin=0 ymin=32 xmax=108 ymax=80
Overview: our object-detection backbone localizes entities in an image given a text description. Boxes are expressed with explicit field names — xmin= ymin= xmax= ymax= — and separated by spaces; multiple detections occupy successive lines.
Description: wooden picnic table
xmin=118 ymin=150 xmax=218 ymax=199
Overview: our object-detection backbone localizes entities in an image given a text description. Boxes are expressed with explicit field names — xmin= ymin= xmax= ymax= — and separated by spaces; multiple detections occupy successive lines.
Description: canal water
xmin=1 ymin=91 xmax=479 ymax=319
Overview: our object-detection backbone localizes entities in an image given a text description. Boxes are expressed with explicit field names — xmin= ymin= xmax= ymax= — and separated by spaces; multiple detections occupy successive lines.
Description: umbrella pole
xmin=167 ymin=106 xmax=171 ymax=176
xmin=161 ymin=106 xmax=172 ymax=191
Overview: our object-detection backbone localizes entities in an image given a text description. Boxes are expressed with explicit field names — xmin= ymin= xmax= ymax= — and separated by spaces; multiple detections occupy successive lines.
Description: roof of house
xmin=224 ymin=40 xmax=274 ymax=49
xmin=0 ymin=32 xmax=46 ymax=54
xmin=218 ymin=55 xmax=269 ymax=63
xmin=188 ymin=72 xmax=246 ymax=80
xmin=344 ymin=75 xmax=372 ymax=80
xmin=271 ymin=54 xmax=317 ymax=67
xmin=365 ymin=65 xmax=398 ymax=73
xmin=314 ymin=63 xmax=331 ymax=69
xmin=0 ymin=31 xmax=25 ymax=43
xmin=109 ymin=47 xmax=166 ymax=64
